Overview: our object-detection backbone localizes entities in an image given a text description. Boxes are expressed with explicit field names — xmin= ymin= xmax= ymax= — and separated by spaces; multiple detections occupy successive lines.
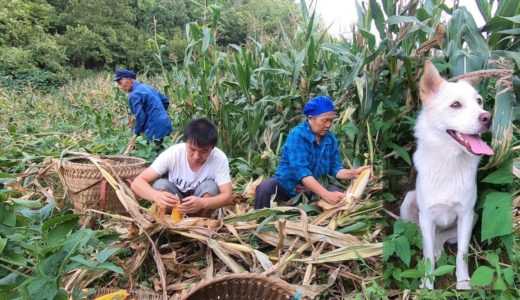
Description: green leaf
xmin=470 ymin=266 xmax=495 ymax=287
xmin=338 ymin=222 xmax=367 ymax=234
xmin=40 ymin=250 xmax=68 ymax=277
xmin=484 ymin=86 xmax=514 ymax=169
xmin=369 ymin=0 xmax=386 ymax=40
xmin=45 ymin=217 xmax=79 ymax=245
xmin=387 ymin=142 xmax=411 ymax=165
xmin=400 ymin=269 xmax=422 ymax=278
xmin=0 ymin=236 xmax=6 ymax=254
xmin=25 ymin=275 xmax=58 ymax=300
xmin=385 ymin=15 xmax=434 ymax=33
xmin=498 ymin=28 xmax=520 ymax=35
xmin=70 ymin=255 xmax=97 ymax=268
xmin=502 ymin=15 xmax=520 ymax=24
xmin=382 ymin=240 xmax=395 ymax=261
xmin=97 ymin=262 xmax=124 ymax=274
xmin=432 ymin=265 xmax=455 ymax=277
xmin=495 ymin=0 xmax=520 ymax=18
xmin=358 ymin=29 xmax=376 ymax=51
xmin=11 ymin=198 xmax=41 ymax=209
xmin=486 ymin=252 xmax=500 ymax=268
xmin=201 ymin=27 xmax=212 ymax=54
xmin=394 ymin=236 xmax=411 ymax=266
xmin=475 ymin=0 xmax=491 ymax=21
xmin=481 ymin=191 xmax=513 ymax=241
xmin=254 ymin=68 xmax=291 ymax=75
xmin=42 ymin=214 xmax=81 ymax=232
xmin=482 ymin=159 xmax=513 ymax=184
xmin=4 ymin=251 xmax=29 ymax=266
xmin=502 ymin=267 xmax=514 ymax=285
xmin=493 ymin=277 xmax=507 ymax=290
xmin=95 ymin=248 xmax=120 ymax=264
xmin=0 ymin=204 xmax=16 ymax=226
xmin=393 ymin=219 xmax=406 ymax=235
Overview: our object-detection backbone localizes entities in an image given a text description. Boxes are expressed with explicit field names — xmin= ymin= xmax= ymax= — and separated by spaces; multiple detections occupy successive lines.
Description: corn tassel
xmin=94 ymin=290 xmax=129 ymax=300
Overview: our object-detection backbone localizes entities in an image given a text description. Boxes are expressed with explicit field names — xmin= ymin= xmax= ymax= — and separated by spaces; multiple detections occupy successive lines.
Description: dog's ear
xmin=419 ymin=60 xmax=445 ymax=104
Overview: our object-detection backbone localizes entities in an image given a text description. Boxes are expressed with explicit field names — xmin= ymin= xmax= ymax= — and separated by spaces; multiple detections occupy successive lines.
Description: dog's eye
xmin=450 ymin=101 xmax=461 ymax=109
xmin=476 ymin=96 xmax=483 ymax=105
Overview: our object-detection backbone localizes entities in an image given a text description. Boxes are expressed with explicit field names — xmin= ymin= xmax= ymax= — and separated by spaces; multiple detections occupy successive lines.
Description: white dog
xmin=400 ymin=61 xmax=493 ymax=289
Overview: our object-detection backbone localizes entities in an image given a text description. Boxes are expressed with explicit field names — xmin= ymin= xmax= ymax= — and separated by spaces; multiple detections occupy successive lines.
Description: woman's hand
xmin=320 ymin=191 xmax=344 ymax=205
xmin=339 ymin=165 xmax=372 ymax=180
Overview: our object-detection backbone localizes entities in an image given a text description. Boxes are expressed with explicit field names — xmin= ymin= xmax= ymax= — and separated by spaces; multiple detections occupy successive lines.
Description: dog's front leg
xmin=419 ymin=212 xmax=436 ymax=289
xmin=456 ymin=211 xmax=474 ymax=290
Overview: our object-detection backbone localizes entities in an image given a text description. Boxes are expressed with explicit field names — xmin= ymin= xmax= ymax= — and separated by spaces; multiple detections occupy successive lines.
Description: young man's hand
xmin=179 ymin=196 xmax=206 ymax=213
xmin=154 ymin=191 xmax=180 ymax=208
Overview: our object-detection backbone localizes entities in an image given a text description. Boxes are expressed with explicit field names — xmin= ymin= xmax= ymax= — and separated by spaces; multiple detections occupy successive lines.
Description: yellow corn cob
xmin=94 ymin=290 xmax=129 ymax=300
xmin=171 ymin=207 xmax=182 ymax=224
xmin=344 ymin=167 xmax=372 ymax=201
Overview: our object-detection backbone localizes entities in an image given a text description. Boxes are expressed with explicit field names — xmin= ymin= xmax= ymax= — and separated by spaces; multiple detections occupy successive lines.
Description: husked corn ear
xmin=94 ymin=290 xmax=129 ymax=300
xmin=171 ymin=207 xmax=182 ymax=224
xmin=344 ymin=167 xmax=372 ymax=201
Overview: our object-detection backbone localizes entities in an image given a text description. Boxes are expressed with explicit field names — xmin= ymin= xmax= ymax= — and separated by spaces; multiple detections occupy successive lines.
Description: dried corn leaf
xmin=243 ymin=176 xmax=264 ymax=199
xmin=253 ymin=249 xmax=273 ymax=271
xmin=301 ymin=243 xmax=383 ymax=263
xmin=277 ymin=220 xmax=360 ymax=247
xmin=256 ymin=232 xmax=306 ymax=249
xmin=207 ymin=238 xmax=245 ymax=273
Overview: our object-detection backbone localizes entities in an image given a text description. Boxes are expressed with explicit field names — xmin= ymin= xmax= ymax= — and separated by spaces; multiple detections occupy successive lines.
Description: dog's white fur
xmin=400 ymin=61 xmax=493 ymax=289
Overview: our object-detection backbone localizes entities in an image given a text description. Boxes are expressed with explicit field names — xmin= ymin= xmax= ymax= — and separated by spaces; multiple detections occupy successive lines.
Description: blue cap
xmin=113 ymin=69 xmax=136 ymax=82
xmin=303 ymin=96 xmax=335 ymax=116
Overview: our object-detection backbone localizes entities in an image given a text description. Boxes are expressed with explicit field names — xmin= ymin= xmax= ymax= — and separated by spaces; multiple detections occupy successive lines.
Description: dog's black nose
xmin=479 ymin=112 xmax=492 ymax=128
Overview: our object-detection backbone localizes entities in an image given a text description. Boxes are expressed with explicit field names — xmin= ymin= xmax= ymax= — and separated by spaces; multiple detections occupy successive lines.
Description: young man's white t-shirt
xmin=150 ymin=143 xmax=231 ymax=193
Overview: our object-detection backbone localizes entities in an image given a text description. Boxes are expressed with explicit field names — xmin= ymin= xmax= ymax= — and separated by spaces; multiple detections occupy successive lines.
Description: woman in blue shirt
xmin=254 ymin=96 xmax=369 ymax=209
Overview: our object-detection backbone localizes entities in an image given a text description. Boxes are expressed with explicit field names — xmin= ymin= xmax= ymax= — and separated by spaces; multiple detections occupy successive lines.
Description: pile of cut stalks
xmin=16 ymin=153 xmax=388 ymax=299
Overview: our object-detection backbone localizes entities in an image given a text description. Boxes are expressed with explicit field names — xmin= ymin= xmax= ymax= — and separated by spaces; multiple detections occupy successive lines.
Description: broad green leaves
xmin=484 ymin=88 xmax=514 ymax=169
xmin=481 ymin=191 xmax=513 ymax=241
xmin=471 ymin=252 xmax=515 ymax=290
xmin=482 ymin=159 xmax=513 ymax=184
xmin=471 ymin=266 xmax=495 ymax=286
xmin=446 ymin=7 xmax=489 ymax=76
xmin=0 ymin=185 xmax=122 ymax=299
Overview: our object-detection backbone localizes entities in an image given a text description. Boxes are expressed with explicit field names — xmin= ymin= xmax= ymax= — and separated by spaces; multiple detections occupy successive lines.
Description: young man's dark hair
xmin=183 ymin=117 xmax=218 ymax=147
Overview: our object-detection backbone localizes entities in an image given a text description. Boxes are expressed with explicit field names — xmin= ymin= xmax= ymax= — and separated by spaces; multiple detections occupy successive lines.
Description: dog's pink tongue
xmin=462 ymin=134 xmax=494 ymax=155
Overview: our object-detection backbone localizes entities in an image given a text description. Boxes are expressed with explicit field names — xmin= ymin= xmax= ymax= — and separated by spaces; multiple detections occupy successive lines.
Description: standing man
xmin=131 ymin=117 xmax=233 ymax=217
xmin=114 ymin=69 xmax=173 ymax=146
xmin=254 ymin=96 xmax=370 ymax=209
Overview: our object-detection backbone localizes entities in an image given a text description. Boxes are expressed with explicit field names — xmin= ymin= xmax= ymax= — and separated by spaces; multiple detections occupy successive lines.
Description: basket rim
xmin=61 ymin=155 xmax=147 ymax=168
xmin=180 ymin=273 xmax=298 ymax=300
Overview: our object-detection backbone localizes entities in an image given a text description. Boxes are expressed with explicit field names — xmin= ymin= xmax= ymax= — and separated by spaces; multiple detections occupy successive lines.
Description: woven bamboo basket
xmin=60 ymin=156 xmax=146 ymax=214
xmin=180 ymin=273 xmax=299 ymax=300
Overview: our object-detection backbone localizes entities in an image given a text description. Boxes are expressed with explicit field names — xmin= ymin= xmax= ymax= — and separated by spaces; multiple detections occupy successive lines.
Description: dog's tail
xmin=400 ymin=191 xmax=419 ymax=223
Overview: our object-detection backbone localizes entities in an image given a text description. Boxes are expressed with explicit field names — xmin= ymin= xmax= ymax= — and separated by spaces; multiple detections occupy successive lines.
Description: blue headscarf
xmin=303 ymin=96 xmax=335 ymax=116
